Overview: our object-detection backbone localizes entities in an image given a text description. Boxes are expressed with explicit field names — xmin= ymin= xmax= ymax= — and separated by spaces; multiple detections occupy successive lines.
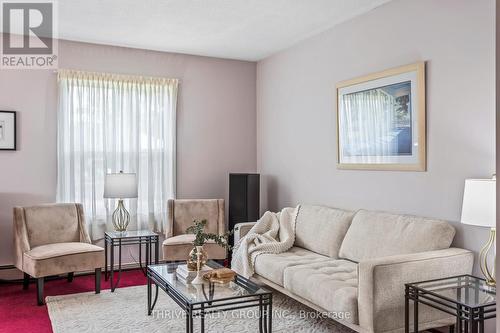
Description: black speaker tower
xmin=228 ymin=173 xmax=260 ymax=247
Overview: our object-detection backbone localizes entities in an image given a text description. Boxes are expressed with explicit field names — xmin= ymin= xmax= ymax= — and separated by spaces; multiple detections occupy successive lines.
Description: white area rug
xmin=46 ymin=285 xmax=354 ymax=333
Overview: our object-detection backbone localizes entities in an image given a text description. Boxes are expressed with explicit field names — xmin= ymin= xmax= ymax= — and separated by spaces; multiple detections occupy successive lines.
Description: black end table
xmin=105 ymin=230 xmax=159 ymax=292
xmin=405 ymin=275 xmax=496 ymax=333
xmin=147 ymin=260 xmax=273 ymax=333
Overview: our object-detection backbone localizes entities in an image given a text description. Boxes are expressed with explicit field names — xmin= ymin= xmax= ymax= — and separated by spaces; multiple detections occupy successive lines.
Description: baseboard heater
xmin=0 ymin=261 xmax=169 ymax=283
xmin=0 ymin=265 xmax=15 ymax=270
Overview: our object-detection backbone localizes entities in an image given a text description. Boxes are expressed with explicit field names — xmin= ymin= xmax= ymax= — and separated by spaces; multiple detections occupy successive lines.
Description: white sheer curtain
xmin=56 ymin=70 xmax=178 ymax=240
xmin=340 ymin=89 xmax=396 ymax=162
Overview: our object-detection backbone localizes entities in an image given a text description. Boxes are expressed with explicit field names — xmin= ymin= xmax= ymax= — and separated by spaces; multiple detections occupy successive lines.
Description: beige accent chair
xmin=233 ymin=205 xmax=474 ymax=333
xmin=163 ymin=199 xmax=227 ymax=261
xmin=13 ymin=203 xmax=104 ymax=305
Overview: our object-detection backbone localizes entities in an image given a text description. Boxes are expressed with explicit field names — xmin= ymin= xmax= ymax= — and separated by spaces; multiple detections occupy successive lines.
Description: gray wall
xmin=257 ymin=0 xmax=495 ymax=274
xmin=0 ymin=39 xmax=257 ymax=265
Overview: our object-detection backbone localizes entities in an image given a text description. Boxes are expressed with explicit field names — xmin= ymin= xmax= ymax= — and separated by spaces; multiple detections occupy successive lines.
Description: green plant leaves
xmin=185 ymin=219 xmax=232 ymax=250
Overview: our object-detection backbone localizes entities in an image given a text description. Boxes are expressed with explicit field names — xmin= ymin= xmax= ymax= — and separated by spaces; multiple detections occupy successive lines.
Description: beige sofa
xmin=233 ymin=205 xmax=473 ymax=333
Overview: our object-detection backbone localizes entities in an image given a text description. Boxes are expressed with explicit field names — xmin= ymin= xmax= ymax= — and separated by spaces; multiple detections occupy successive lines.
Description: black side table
xmin=105 ymin=230 xmax=160 ymax=292
xmin=406 ymin=275 xmax=496 ymax=333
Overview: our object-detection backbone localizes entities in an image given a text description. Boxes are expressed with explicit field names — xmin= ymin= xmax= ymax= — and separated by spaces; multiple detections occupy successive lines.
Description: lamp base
xmin=112 ymin=199 xmax=130 ymax=232
xmin=479 ymin=228 xmax=496 ymax=287
xmin=485 ymin=280 xmax=496 ymax=292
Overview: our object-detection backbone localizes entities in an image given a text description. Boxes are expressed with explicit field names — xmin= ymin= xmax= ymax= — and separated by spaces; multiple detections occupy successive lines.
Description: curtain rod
xmin=52 ymin=69 xmax=180 ymax=82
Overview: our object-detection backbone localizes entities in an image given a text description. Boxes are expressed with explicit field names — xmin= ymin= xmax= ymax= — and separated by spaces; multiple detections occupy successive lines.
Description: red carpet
xmin=0 ymin=270 xmax=146 ymax=333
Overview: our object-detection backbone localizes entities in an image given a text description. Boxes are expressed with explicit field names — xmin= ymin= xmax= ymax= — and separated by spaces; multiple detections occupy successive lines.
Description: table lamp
xmin=104 ymin=171 xmax=138 ymax=232
xmin=460 ymin=177 xmax=496 ymax=287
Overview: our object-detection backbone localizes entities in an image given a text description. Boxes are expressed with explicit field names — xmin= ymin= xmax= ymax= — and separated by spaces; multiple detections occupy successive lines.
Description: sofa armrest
xmin=357 ymin=248 xmax=473 ymax=333
xmin=233 ymin=222 xmax=257 ymax=244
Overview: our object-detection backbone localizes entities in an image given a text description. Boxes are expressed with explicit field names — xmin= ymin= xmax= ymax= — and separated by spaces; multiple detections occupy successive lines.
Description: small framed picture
xmin=0 ymin=111 xmax=17 ymax=150
xmin=336 ymin=62 xmax=426 ymax=171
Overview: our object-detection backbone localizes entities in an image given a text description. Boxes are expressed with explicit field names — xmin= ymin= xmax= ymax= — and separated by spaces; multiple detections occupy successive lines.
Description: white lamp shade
xmin=104 ymin=172 xmax=138 ymax=198
xmin=460 ymin=178 xmax=495 ymax=228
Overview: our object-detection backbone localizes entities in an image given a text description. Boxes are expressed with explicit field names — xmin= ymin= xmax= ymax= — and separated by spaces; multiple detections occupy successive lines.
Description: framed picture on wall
xmin=336 ymin=62 xmax=426 ymax=171
xmin=0 ymin=111 xmax=17 ymax=150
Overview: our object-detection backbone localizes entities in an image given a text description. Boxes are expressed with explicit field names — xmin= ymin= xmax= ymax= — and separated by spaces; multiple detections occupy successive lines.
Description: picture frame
xmin=0 ymin=111 xmax=17 ymax=150
xmin=336 ymin=62 xmax=426 ymax=171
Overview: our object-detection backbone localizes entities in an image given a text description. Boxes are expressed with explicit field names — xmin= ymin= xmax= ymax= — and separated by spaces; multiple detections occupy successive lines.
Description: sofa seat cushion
xmin=254 ymin=247 xmax=330 ymax=286
xmin=283 ymin=259 xmax=359 ymax=324
xmin=23 ymin=242 xmax=104 ymax=278
xmin=294 ymin=205 xmax=354 ymax=258
xmin=339 ymin=210 xmax=455 ymax=262
xmin=162 ymin=234 xmax=226 ymax=261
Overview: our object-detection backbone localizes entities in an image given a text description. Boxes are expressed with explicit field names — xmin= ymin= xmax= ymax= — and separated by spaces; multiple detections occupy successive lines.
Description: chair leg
xmin=67 ymin=272 xmax=74 ymax=282
xmin=37 ymin=278 xmax=44 ymax=306
xmin=95 ymin=268 xmax=101 ymax=294
xmin=23 ymin=273 xmax=30 ymax=290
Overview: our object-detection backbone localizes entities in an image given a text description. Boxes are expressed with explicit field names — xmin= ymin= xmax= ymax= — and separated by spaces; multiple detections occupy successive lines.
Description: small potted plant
xmin=186 ymin=219 xmax=232 ymax=271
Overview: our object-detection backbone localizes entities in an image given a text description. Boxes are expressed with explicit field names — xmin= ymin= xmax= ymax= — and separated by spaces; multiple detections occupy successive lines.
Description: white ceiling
xmin=55 ymin=0 xmax=392 ymax=61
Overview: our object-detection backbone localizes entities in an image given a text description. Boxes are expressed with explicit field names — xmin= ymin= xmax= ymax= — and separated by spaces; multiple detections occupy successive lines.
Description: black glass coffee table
xmin=405 ymin=275 xmax=496 ymax=333
xmin=147 ymin=260 xmax=273 ymax=333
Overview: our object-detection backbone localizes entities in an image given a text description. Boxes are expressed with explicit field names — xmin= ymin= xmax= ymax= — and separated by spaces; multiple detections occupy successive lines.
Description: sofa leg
xmin=23 ymin=273 xmax=30 ymax=290
xmin=95 ymin=268 xmax=101 ymax=294
xmin=67 ymin=272 xmax=74 ymax=282
xmin=37 ymin=278 xmax=44 ymax=306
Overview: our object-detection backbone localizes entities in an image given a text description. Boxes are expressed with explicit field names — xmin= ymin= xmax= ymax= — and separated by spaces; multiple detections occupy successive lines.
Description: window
xmin=56 ymin=70 xmax=178 ymax=239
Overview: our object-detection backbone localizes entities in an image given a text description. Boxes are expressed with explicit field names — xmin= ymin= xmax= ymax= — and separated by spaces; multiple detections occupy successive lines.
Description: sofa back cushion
xmin=24 ymin=203 xmax=81 ymax=248
xmin=338 ymin=210 xmax=455 ymax=262
xmin=294 ymin=205 xmax=355 ymax=258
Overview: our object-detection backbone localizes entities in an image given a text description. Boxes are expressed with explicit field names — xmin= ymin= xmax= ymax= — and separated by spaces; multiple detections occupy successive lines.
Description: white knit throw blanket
xmin=231 ymin=205 xmax=300 ymax=278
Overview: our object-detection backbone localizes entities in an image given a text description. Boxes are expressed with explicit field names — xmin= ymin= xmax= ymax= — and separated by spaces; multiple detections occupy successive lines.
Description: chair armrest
xmin=217 ymin=199 xmax=225 ymax=236
xmin=357 ymin=248 xmax=473 ymax=333
xmin=13 ymin=207 xmax=31 ymax=271
xmin=233 ymin=222 xmax=257 ymax=244
xmin=75 ymin=203 xmax=92 ymax=244
xmin=166 ymin=199 xmax=175 ymax=238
